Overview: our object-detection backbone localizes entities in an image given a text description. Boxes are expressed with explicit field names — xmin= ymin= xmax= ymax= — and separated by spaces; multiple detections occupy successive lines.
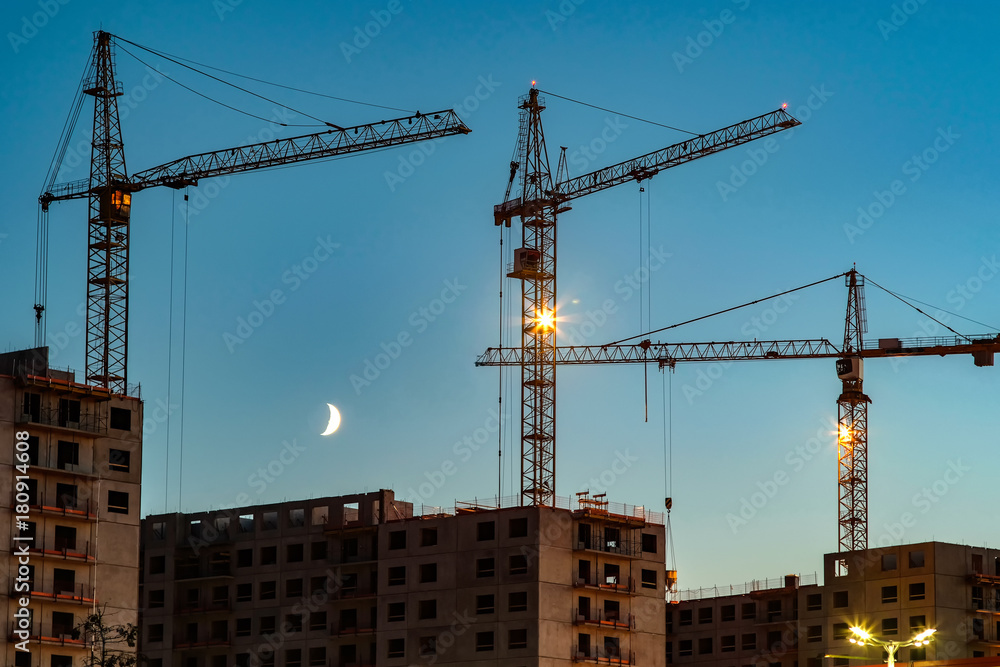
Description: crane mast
xmin=515 ymin=89 xmax=558 ymax=507
xmin=837 ymin=269 xmax=871 ymax=556
xmin=84 ymin=30 xmax=131 ymax=390
xmin=40 ymin=31 xmax=470 ymax=394
xmin=496 ymin=87 xmax=801 ymax=507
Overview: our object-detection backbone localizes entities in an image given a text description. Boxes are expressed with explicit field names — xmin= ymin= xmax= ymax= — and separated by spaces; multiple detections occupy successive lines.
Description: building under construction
xmin=139 ymin=489 xmax=667 ymax=667
xmin=666 ymin=541 xmax=1000 ymax=667
xmin=0 ymin=347 xmax=143 ymax=666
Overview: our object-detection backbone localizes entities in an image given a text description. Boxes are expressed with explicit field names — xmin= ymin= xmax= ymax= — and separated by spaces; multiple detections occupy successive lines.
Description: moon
xmin=321 ymin=404 xmax=341 ymax=436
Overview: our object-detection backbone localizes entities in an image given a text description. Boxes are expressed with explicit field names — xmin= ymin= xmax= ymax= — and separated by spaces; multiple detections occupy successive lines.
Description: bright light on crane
xmin=782 ymin=102 xmax=788 ymax=109
xmin=534 ymin=309 xmax=555 ymax=330
xmin=838 ymin=424 xmax=853 ymax=444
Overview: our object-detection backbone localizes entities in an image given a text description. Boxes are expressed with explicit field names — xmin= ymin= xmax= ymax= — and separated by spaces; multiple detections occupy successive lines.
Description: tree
xmin=77 ymin=606 xmax=141 ymax=667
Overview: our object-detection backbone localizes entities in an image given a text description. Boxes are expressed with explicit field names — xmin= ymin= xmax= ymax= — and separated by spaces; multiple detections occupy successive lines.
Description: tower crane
xmin=37 ymin=31 xmax=471 ymax=393
xmin=493 ymin=86 xmax=800 ymax=507
xmin=477 ymin=268 xmax=1000 ymax=555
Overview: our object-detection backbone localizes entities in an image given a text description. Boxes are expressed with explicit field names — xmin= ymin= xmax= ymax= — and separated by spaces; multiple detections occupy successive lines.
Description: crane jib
xmin=41 ymin=110 xmax=470 ymax=202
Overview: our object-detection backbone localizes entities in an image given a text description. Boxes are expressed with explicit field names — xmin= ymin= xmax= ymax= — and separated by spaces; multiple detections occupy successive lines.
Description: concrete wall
xmin=0 ymin=363 xmax=143 ymax=667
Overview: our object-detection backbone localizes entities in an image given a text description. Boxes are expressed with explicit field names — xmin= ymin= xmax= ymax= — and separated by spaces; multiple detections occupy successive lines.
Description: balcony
xmin=572 ymin=646 xmax=635 ymax=665
xmin=755 ymin=609 xmax=797 ymax=625
xmin=9 ymin=623 xmax=85 ymax=647
xmin=575 ymin=574 xmax=634 ymax=594
xmin=575 ymin=536 xmax=642 ymax=559
xmin=332 ymin=583 xmax=378 ymax=601
xmin=173 ymin=563 xmax=233 ymax=580
xmin=972 ymin=599 xmax=1000 ymax=613
xmin=176 ymin=599 xmax=231 ymax=614
xmin=27 ymin=495 xmax=98 ymax=521
xmin=28 ymin=537 xmax=95 ymax=562
xmin=574 ymin=608 xmax=634 ymax=630
xmin=28 ymin=460 xmax=99 ymax=480
xmin=174 ymin=635 xmax=230 ymax=649
xmin=330 ymin=620 xmax=377 ymax=636
xmin=18 ymin=406 xmax=107 ymax=435
xmin=330 ymin=551 xmax=378 ymax=566
xmin=12 ymin=583 xmax=96 ymax=605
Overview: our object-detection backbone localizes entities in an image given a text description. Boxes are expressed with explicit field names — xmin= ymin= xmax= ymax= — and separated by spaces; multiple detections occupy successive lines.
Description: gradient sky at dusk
xmin=2 ymin=1 xmax=998 ymax=590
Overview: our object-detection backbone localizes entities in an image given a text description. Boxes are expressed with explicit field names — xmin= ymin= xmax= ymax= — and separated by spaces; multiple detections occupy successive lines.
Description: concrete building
xmin=666 ymin=574 xmax=809 ymax=667
xmin=1 ymin=347 xmax=144 ymax=667
xmin=667 ymin=542 xmax=1000 ymax=667
xmin=140 ymin=491 xmax=397 ymax=667
xmin=140 ymin=490 xmax=667 ymax=667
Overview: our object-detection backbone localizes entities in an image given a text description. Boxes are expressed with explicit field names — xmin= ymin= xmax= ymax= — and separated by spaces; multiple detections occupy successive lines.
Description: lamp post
xmin=848 ymin=626 xmax=936 ymax=667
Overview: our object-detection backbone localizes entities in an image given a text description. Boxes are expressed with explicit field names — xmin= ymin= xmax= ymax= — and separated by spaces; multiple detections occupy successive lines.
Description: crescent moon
xmin=321 ymin=404 xmax=341 ymax=436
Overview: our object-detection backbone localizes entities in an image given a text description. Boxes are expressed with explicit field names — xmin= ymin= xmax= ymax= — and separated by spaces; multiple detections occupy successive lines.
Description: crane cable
xmin=114 ymin=37 xmax=341 ymax=129
xmin=864 ymin=276 xmax=998 ymax=340
xmin=606 ymin=271 xmax=850 ymax=347
xmin=538 ymin=89 xmax=700 ymax=136
xmin=113 ymin=41 xmax=413 ymax=113
xmin=42 ymin=49 xmax=90 ymax=193
xmin=662 ymin=365 xmax=677 ymax=590
xmin=34 ymin=206 xmax=49 ymax=346
xmin=498 ymin=222 xmax=504 ymax=502
xmin=506 ymin=225 xmax=515 ymax=499
xmin=870 ymin=291 xmax=999 ymax=332
xmin=639 ymin=185 xmax=646 ymax=421
xmin=36 ymin=51 xmax=90 ymax=344
xmin=177 ymin=188 xmax=191 ymax=511
xmin=165 ymin=190 xmax=176 ymax=513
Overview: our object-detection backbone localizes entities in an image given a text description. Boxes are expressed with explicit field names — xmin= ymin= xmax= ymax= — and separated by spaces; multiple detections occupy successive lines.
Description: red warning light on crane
xmin=782 ymin=102 xmax=788 ymax=109
xmin=531 ymin=80 xmax=537 ymax=87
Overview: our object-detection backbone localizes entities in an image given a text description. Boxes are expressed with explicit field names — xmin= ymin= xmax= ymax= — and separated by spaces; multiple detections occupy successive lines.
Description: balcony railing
xmin=330 ymin=620 xmax=377 ymax=636
xmin=13 ymin=583 xmax=96 ymax=605
xmin=28 ymin=459 xmax=98 ymax=478
xmin=332 ymin=583 xmax=378 ymax=600
xmin=9 ymin=623 xmax=84 ymax=646
xmin=28 ymin=537 xmax=95 ymax=561
xmin=174 ymin=564 xmax=233 ymax=580
xmin=575 ymin=536 xmax=642 ymax=558
xmin=177 ymin=598 xmax=231 ymax=614
xmin=575 ymin=574 xmax=634 ymax=593
xmin=18 ymin=407 xmax=106 ymax=435
xmin=331 ymin=551 xmax=378 ymax=566
xmin=756 ymin=610 xmax=797 ymax=624
xmin=574 ymin=609 xmax=634 ymax=630
xmin=28 ymin=494 xmax=98 ymax=520
xmin=174 ymin=636 xmax=230 ymax=649
xmin=676 ymin=573 xmax=818 ymax=601
xmin=572 ymin=645 xmax=635 ymax=665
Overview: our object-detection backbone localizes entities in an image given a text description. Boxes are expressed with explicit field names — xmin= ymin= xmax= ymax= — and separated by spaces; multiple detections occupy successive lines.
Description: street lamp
xmin=848 ymin=626 xmax=936 ymax=667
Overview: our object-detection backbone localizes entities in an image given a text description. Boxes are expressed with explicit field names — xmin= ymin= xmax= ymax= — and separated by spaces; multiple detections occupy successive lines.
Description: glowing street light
xmin=848 ymin=626 xmax=935 ymax=667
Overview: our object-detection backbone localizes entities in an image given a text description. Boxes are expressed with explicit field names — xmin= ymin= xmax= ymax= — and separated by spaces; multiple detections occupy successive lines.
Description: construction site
xmin=2 ymin=4 xmax=999 ymax=667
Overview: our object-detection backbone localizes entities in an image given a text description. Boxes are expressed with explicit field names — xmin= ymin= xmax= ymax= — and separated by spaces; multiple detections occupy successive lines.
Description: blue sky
xmin=2 ymin=1 xmax=998 ymax=589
